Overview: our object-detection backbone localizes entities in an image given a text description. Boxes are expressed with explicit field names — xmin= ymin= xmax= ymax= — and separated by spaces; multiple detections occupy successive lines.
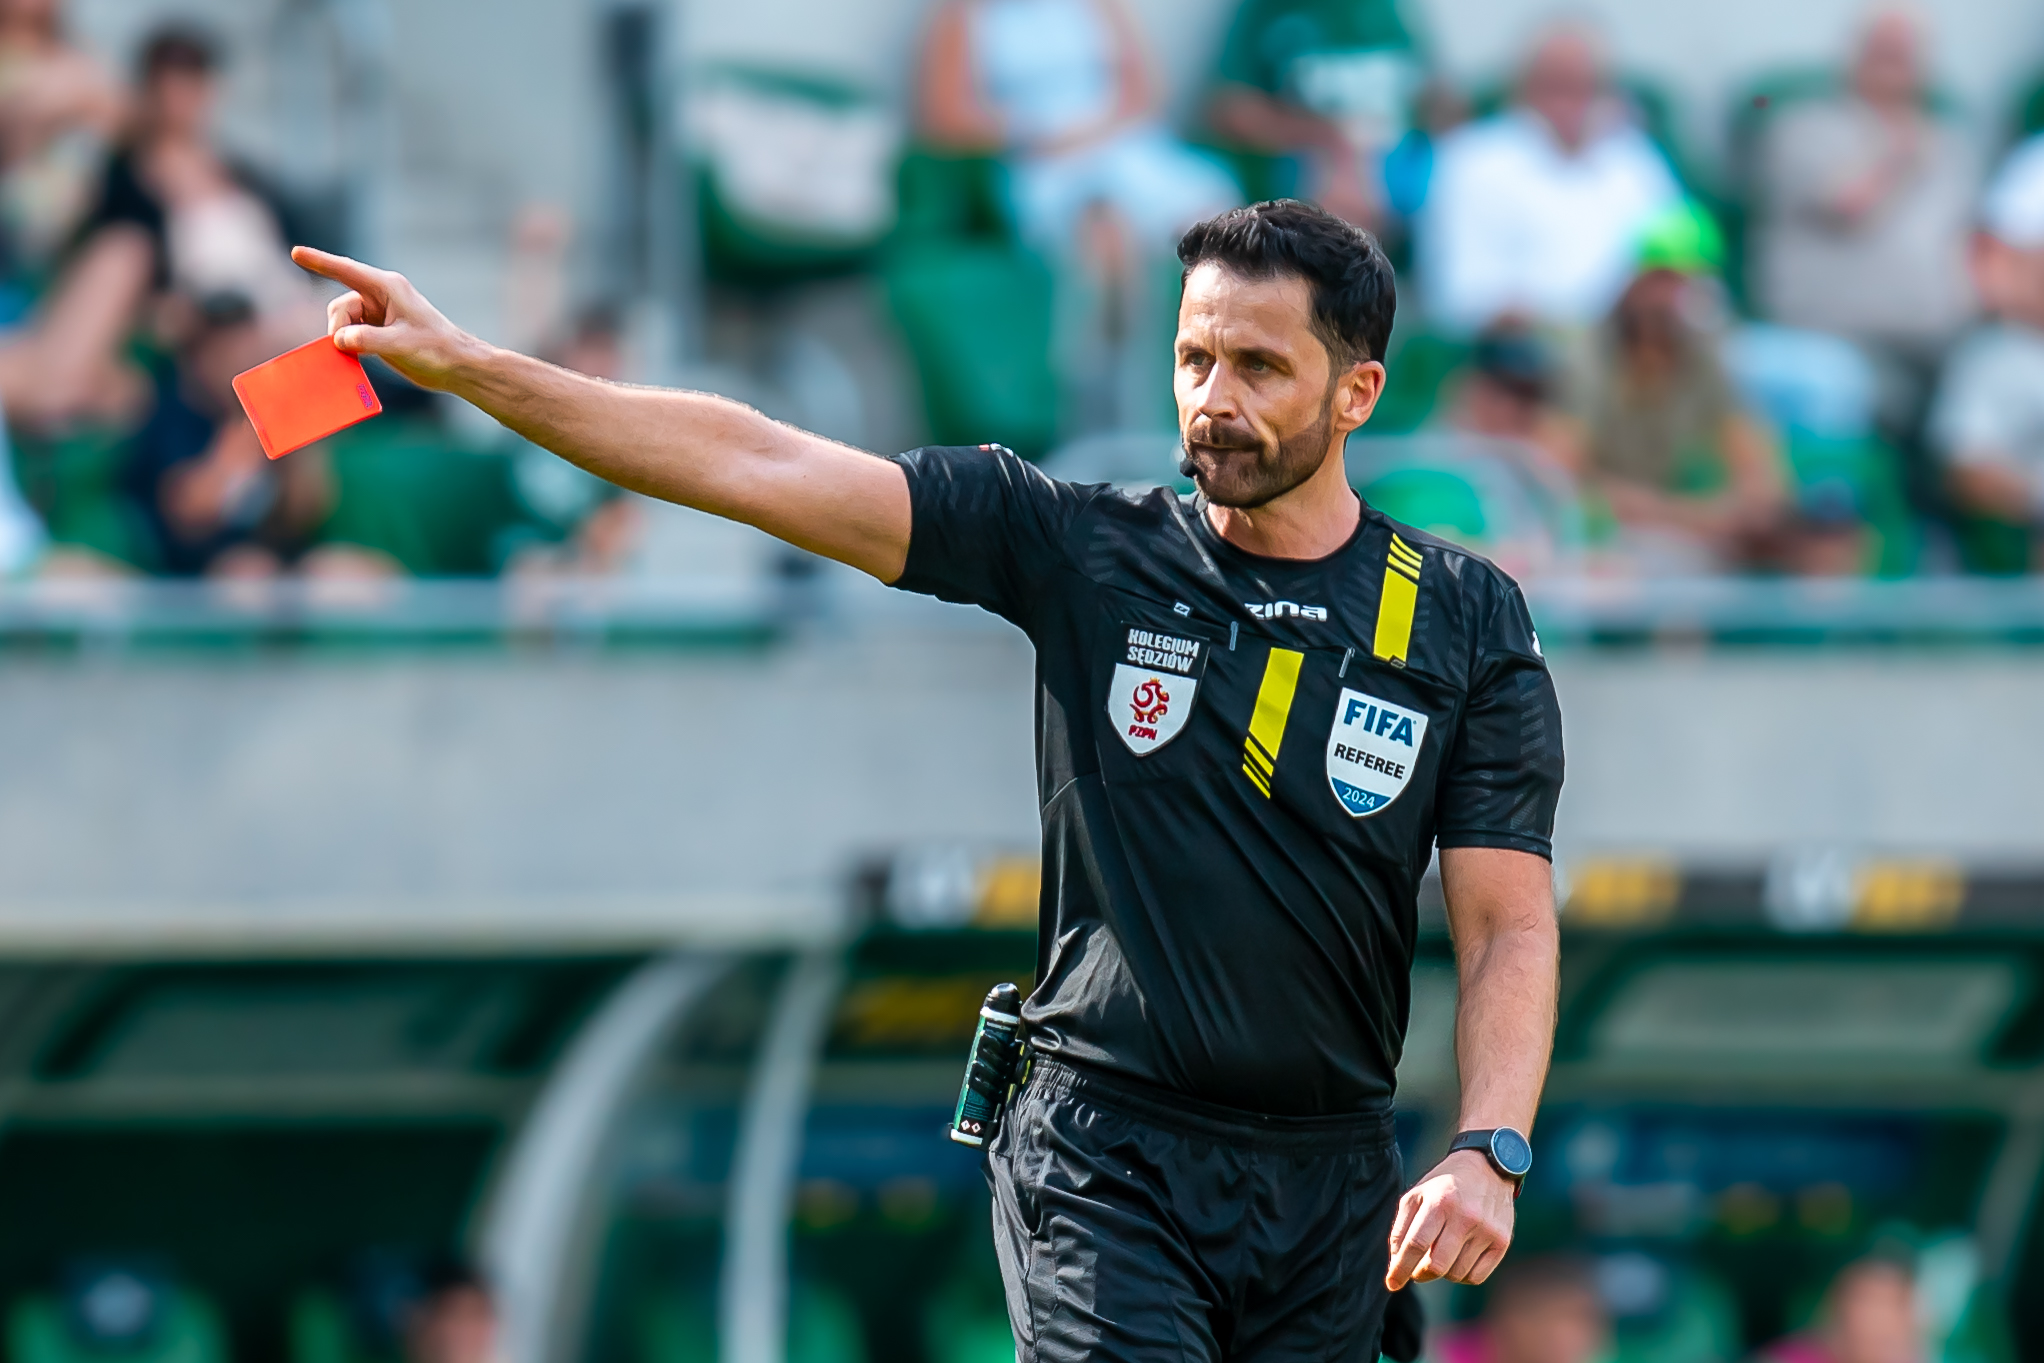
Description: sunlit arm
xmin=290 ymin=247 xmax=911 ymax=582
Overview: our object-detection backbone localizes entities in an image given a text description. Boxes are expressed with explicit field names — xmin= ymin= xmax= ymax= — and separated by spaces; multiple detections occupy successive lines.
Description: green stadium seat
xmin=8 ymin=1286 xmax=228 ymax=1363
xmin=317 ymin=418 xmax=526 ymax=575
xmin=1368 ymin=331 xmax=1469 ymax=436
xmin=638 ymin=1280 xmax=868 ymax=1363
xmin=287 ymin=1289 xmax=401 ymax=1363
xmin=7 ymin=425 xmax=155 ymax=569
xmin=1609 ymin=1269 xmax=1741 ymax=1363
xmin=881 ymin=241 xmax=1059 ymax=459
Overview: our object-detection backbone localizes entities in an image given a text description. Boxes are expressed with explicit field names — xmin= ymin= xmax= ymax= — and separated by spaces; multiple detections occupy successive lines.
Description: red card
xmin=232 ymin=337 xmax=384 ymax=460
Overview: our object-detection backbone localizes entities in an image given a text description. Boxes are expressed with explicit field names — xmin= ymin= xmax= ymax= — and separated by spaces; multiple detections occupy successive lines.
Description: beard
xmin=1180 ymin=401 xmax=1337 ymax=510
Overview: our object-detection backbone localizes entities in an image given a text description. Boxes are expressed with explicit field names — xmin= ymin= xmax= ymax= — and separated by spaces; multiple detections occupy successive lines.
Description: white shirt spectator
xmin=1418 ymin=108 xmax=1679 ymax=332
xmin=1929 ymin=324 xmax=2044 ymax=512
xmin=1983 ymin=133 xmax=2044 ymax=249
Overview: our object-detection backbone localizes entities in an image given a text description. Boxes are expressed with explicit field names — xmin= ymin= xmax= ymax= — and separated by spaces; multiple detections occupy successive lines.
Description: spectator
xmin=917 ymin=0 xmax=1238 ymax=433
xmin=1750 ymin=8 xmax=1978 ymax=448
xmin=1436 ymin=1255 xmax=1611 ymax=1363
xmin=0 ymin=0 xmax=126 ymax=299
xmin=0 ymin=24 xmax=314 ymax=434
xmin=1446 ymin=323 xmax=1586 ymax=476
xmin=915 ymin=0 xmax=1237 ymax=258
xmin=402 ymin=1262 xmax=500 ymax=1363
xmin=1204 ymin=0 xmax=1424 ymax=230
xmin=1416 ymin=22 xmax=1679 ymax=333
xmin=1574 ymin=202 xmax=1792 ymax=573
xmin=1757 ymin=1253 xmax=1921 ymax=1363
xmin=126 ymin=291 xmax=329 ymax=577
xmin=1928 ymin=134 xmax=2044 ymax=570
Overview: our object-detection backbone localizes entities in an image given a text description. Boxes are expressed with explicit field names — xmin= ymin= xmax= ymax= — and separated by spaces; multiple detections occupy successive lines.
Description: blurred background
xmin=0 ymin=0 xmax=2040 ymax=1362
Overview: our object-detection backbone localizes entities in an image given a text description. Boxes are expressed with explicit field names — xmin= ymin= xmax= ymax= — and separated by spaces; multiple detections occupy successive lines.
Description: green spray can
xmin=948 ymin=983 xmax=1025 ymax=1147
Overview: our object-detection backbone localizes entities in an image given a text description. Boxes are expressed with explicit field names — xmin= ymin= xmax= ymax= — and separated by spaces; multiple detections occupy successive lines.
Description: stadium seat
xmin=8 ymin=1274 xmax=228 ymax=1363
xmin=881 ymin=143 xmax=1062 ymax=460
xmin=881 ymin=241 xmax=1059 ymax=460
xmin=1349 ymin=432 xmax=1586 ymax=578
xmin=1608 ymin=1267 xmax=1742 ymax=1363
xmin=689 ymin=65 xmax=902 ymax=287
xmin=1367 ymin=331 xmax=1469 ymax=436
xmin=7 ymin=425 xmax=155 ymax=570
xmin=287 ymin=1289 xmax=402 ymax=1363
xmin=317 ymin=418 xmax=527 ymax=575
xmin=638 ymin=1279 xmax=868 ymax=1363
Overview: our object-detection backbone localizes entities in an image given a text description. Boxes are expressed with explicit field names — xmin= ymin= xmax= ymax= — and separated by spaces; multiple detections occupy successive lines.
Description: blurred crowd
xmin=0 ymin=0 xmax=641 ymax=584
xmin=1424 ymin=1245 xmax=1984 ymax=1363
xmin=894 ymin=0 xmax=2044 ymax=579
xmin=5 ymin=0 xmax=2044 ymax=581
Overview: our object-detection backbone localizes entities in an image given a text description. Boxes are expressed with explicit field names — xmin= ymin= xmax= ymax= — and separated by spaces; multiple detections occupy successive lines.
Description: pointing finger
xmin=292 ymin=246 xmax=386 ymax=299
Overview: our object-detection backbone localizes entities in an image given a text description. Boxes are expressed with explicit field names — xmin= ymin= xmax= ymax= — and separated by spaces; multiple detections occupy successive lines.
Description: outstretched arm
xmin=1385 ymin=846 xmax=1558 ymax=1289
xmin=291 ymin=247 xmax=912 ymax=582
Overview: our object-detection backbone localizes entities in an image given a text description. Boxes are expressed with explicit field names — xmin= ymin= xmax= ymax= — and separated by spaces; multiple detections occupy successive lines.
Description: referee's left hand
xmin=1384 ymin=1149 xmax=1515 ymax=1289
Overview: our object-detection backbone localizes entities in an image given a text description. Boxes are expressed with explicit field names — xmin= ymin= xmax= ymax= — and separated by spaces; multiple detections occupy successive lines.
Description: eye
xmin=1244 ymin=356 xmax=1271 ymax=373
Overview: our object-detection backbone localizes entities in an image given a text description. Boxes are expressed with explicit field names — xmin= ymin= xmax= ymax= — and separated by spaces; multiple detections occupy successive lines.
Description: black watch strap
xmin=1449 ymin=1127 xmax=1532 ymax=1193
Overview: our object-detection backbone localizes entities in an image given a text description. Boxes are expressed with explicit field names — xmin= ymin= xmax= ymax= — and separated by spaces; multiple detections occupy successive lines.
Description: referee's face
xmin=1173 ymin=263 xmax=1381 ymax=510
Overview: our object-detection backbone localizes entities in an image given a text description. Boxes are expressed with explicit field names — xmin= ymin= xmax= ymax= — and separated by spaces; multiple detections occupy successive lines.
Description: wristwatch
xmin=1449 ymin=1127 xmax=1533 ymax=1194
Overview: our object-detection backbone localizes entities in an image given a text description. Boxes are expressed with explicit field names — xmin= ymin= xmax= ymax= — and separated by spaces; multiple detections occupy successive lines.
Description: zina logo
xmin=1244 ymin=601 xmax=1328 ymax=621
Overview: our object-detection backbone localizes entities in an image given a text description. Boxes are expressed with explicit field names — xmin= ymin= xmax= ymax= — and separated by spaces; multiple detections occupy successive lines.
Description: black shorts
xmin=986 ymin=1058 xmax=1402 ymax=1363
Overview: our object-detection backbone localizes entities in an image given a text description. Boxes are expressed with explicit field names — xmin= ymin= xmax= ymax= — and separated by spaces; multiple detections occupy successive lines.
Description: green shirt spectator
xmin=1207 ymin=0 xmax=1422 ymax=228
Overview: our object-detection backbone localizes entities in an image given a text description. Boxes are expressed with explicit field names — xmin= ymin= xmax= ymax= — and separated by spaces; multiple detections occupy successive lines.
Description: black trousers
xmin=986 ymin=1058 xmax=1401 ymax=1363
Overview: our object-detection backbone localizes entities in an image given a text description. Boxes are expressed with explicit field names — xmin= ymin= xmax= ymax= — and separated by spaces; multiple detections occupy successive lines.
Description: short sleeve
xmin=889 ymin=444 xmax=1096 ymax=628
xmin=1434 ymin=580 xmax=1563 ymax=859
xmin=1930 ymin=336 xmax=2035 ymax=470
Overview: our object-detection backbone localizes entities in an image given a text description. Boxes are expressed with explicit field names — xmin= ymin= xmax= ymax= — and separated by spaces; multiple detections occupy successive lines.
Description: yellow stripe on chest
xmin=1373 ymin=534 xmax=1422 ymax=668
xmin=1241 ymin=646 xmax=1304 ymax=798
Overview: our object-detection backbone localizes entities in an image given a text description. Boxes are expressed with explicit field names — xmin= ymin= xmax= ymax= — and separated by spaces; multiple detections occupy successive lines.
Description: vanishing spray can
xmin=948 ymin=983 xmax=1025 ymax=1147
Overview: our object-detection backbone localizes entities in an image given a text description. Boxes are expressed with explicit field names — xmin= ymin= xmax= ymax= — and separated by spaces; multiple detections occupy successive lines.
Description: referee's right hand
xmin=1384 ymin=1148 xmax=1515 ymax=1288
xmin=292 ymin=247 xmax=488 ymax=393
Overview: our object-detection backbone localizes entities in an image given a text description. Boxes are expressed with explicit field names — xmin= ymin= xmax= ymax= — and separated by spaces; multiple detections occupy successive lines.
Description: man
xmin=1418 ymin=22 xmax=1677 ymax=332
xmin=1752 ymin=9 xmax=1977 ymax=365
xmin=293 ymin=198 xmax=1562 ymax=1361
xmin=1930 ymin=132 xmax=2044 ymax=571
xmin=1206 ymin=0 xmax=1424 ymax=229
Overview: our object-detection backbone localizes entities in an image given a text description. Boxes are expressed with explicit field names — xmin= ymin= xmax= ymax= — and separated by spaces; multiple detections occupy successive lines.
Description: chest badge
xmin=1106 ymin=625 xmax=1209 ymax=755
xmin=1326 ymin=688 xmax=1428 ymax=817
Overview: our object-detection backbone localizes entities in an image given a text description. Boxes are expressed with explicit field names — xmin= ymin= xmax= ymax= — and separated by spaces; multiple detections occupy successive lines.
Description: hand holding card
xmin=232 ymin=337 xmax=384 ymax=460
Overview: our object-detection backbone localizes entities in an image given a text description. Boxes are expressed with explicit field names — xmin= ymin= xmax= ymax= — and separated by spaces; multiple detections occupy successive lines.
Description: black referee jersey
xmin=888 ymin=444 xmax=1564 ymax=1119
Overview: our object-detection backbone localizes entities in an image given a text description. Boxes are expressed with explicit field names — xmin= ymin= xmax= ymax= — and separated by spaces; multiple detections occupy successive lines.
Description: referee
xmin=295 ymin=198 xmax=1562 ymax=1362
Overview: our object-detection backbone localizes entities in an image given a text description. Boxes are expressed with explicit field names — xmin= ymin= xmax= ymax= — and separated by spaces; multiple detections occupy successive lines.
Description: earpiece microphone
xmin=1179 ymin=449 xmax=1198 ymax=479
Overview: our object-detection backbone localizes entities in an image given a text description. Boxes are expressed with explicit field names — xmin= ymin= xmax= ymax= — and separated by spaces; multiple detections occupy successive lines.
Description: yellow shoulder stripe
xmin=1373 ymin=534 xmax=1421 ymax=667
xmin=1241 ymin=647 xmax=1303 ymax=798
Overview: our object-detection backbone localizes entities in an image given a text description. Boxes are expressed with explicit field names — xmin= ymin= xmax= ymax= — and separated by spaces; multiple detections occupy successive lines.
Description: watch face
xmin=1490 ymin=1127 xmax=1533 ymax=1178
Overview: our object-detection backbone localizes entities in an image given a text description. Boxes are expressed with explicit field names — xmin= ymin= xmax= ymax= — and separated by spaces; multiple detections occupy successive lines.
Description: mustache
xmin=1183 ymin=418 xmax=1264 ymax=454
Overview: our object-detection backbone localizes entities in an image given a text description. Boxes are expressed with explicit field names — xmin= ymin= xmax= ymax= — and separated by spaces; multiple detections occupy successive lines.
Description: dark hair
xmin=1177 ymin=199 xmax=1397 ymax=371
xmin=139 ymin=24 xmax=219 ymax=80
xmin=1471 ymin=323 xmax=1552 ymax=403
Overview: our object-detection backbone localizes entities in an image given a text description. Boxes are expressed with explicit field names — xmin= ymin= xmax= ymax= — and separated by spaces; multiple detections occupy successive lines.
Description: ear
xmin=1333 ymin=360 xmax=1388 ymax=438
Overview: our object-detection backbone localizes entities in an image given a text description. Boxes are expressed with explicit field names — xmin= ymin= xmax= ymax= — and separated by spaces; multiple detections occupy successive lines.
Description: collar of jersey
xmin=1188 ymin=491 xmax=1375 ymax=572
